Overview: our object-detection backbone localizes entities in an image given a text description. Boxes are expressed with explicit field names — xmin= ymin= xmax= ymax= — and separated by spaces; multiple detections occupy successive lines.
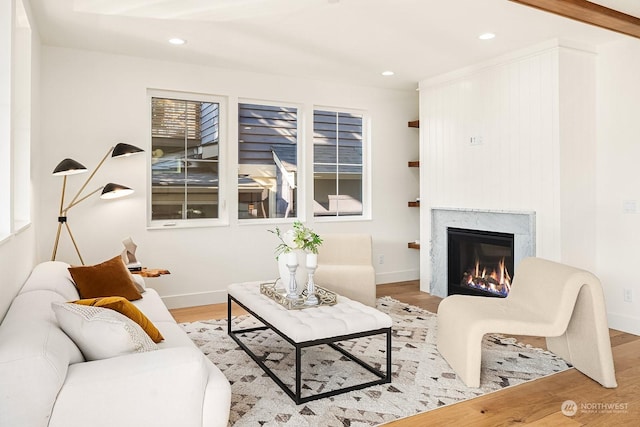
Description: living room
xmin=1 ymin=0 xmax=639 ymax=425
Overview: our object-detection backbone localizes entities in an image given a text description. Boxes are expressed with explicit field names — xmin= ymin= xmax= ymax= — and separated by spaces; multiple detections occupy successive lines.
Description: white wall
xmin=596 ymin=37 xmax=640 ymax=335
xmin=37 ymin=47 xmax=419 ymax=308
xmin=419 ymin=38 xmax=640 ymax=335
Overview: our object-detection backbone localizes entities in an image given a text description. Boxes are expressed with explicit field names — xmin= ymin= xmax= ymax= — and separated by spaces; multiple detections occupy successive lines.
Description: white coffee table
xmin=227 ymin=281 xmax=393 ymax=404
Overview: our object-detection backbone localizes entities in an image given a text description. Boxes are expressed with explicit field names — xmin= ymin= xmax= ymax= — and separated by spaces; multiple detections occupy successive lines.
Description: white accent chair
xmin=437 ymin=257 xmax=617 ymax=388
xmin=314 ymin=233 xmax=376 ymax=306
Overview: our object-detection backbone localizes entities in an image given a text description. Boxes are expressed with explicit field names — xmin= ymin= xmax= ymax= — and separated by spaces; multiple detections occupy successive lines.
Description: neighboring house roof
xmin=271 ymin=144 xmax=362 ymax=174
xmin=151 ymin=144 xmax=363 ymax=186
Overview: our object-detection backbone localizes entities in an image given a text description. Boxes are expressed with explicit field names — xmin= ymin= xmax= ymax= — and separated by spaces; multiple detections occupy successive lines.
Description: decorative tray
xmin=260 ymin=280 xmax=337 ymax=310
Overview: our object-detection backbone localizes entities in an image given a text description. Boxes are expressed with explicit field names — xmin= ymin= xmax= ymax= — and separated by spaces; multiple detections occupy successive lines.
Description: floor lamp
xmin=51 ymin=143 xmax=143 ymax=265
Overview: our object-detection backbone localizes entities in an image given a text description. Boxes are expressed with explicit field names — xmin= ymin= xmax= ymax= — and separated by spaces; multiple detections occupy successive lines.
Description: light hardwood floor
xmin=170 ymin=281 xmax=640 ymax=426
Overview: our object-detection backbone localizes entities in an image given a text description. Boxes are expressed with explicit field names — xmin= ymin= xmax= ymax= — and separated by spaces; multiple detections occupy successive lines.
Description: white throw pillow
xmin=130 ymin=273 xmax=146 ymax=293
xmin=51 ymin=302 xmax=157 ymax=361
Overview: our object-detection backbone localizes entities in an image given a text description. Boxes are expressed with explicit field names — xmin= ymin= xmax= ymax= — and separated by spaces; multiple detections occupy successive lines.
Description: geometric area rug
xmin=181 ymin=296 xmax=572 ymax=426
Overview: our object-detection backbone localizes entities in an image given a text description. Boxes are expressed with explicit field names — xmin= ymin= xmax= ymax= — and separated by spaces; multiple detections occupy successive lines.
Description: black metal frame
xmin=227 ymin=294 xmax=392 ymax=404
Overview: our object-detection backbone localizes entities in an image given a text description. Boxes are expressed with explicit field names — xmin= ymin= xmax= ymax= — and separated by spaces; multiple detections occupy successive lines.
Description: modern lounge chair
xmin=437 ymin=257 xmax=617 ymax=388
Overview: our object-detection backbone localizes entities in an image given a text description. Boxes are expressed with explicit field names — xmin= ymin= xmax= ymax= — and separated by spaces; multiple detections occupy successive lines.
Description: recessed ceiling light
xmin=381 ymin=70 xmax=394 ymax=76
xmin=479 ymin=33 xmax=496 ymax=40
xmin=168 ymin=38 xmax=186 ymax=45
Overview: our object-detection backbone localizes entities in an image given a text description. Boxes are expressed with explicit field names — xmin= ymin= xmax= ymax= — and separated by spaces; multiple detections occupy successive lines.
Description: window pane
xmin=313 ymin=110 xmax=364 ymax=217
xmin=238 ymin=102 xmax=298 ymax=219
xmin=151 ymin=97 xmax=220 ymax=221
xmin=186 ymin=160 xmax=218 ymax=219
xmin=12 ymin=0 xmax=31 ymax=230
xmin=0 ymin=0 xmax=11 ymax=236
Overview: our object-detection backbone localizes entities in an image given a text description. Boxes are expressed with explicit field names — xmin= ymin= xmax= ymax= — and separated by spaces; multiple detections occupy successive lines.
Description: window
xmin=313 ymin=109 xmax=365 ymax=217
xmin=150 ymin=94 xmax=224 ymax=224
xmin=238 ymin=102 xmax=299 ymax=220
xmin=0 ymin=0 xmax=14 ymax=238
xmin=0 ymin=0 xmax=33 ymax=239
xmin=12 ymin=0 xmax=32 ymax=230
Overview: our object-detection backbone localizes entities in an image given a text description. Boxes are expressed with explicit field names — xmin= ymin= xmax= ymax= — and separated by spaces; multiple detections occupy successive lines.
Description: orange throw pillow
xmin=72 ymin=297 xmax=164 ymax=343
xmin=69 ymin=256 xmax=142 ymax=301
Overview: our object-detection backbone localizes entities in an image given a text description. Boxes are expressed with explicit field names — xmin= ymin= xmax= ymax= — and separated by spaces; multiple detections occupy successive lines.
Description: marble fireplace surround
xmin=430 ymin=208 xmax=536 ymax=298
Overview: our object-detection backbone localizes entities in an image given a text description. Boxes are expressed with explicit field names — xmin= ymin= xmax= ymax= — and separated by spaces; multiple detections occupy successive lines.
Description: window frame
xmin=236 ymin=98 xmax=303 ymax=224
xmin=312 ymin=106 xmax=371 ymax=222
xmin=146 ymin=89 xmax=228 ymax=229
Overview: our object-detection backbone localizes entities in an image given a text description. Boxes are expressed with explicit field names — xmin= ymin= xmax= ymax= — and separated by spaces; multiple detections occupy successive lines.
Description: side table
xmin=132 ymin=268 xmax=170 ymax=278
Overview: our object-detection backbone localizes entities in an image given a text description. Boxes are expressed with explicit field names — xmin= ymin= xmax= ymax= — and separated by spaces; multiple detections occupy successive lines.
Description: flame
xmin=461 ymin=257 xmax=512 ymax=297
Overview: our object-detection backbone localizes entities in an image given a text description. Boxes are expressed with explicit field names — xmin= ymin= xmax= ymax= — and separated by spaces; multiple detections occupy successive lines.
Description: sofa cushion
xmin=19 ymin=261 xmax=80 ymax=300
xmin=130 ymin=273 xmax=146 ymax=293
xmin=156 ymin=321 xmax=202 ymax=350
xmin=72 ymin=297 xmax=164 ymax=343
xmin=68 ymin=256 xmax=142 ymax=301
xmin=131 ymin=288 xmax=177 ymax=323
xmin=52 ymin=302 xmax=157 ymax=361
xmin=48 ymin=347 xmax=220 ymax=427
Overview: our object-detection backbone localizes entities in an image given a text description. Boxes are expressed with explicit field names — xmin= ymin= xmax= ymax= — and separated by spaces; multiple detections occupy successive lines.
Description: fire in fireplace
xmin=447 ymin=227 xmax=514 ymax=298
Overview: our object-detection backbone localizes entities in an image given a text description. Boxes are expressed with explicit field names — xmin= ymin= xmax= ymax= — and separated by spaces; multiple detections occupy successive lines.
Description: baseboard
xmin=607 ymin=312 xmax=640 ymax=336
xmin=161 ymin=289 xmax=228 ymax=310
xmin=162 ymin=271 xmax=420 ymax=309
xmin=376 ymin=269 xmax=419 ymax=285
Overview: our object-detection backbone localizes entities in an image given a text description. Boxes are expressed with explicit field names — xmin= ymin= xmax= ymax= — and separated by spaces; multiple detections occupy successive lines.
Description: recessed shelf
xmin=408 ymin=120 xmax=420 ymax=128
xmin=408 ymin=242 xmax=420 ymax=250
xmin=408 ymin=201 xmax=420 ymax=207
xmin=408 ymin=161 xmax=419 ymax=167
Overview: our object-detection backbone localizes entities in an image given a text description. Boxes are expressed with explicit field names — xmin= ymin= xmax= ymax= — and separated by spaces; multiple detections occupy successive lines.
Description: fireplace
xmin=447 ymin=227 xmax=514 ymax=298
xmin=430 ymin=208 xmax=535 ymax=298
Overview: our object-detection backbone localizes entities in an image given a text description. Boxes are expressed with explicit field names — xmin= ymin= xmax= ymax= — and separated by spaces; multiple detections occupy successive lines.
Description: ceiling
xmin=26 ymin=0 xmax=639 ymax=90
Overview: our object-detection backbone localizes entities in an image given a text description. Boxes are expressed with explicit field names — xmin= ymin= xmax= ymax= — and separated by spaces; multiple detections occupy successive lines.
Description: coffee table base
xmin=227 ymin=294 xmax=392 ymax=404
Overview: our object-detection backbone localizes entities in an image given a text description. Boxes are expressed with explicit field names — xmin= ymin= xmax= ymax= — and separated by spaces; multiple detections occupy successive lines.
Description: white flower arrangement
xmin=270 ymin=220 xmax=323 ymax=258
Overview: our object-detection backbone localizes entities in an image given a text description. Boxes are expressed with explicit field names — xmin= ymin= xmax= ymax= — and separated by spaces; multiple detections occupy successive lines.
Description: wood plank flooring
xmin=170 ymin=281 xmax=640 ymax=426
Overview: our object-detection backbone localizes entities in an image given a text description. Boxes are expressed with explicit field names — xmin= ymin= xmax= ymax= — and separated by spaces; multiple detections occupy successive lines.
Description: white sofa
xmin=0 ymin=261 xmax=231 ymax=427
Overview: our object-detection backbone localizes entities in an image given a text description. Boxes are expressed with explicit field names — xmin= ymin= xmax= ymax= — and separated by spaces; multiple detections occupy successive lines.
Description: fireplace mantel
xmin=430 ymin=208 xmax=536 ymax=298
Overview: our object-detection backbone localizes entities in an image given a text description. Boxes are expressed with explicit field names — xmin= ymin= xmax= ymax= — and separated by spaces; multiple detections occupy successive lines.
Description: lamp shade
xmin=52 ymin=158 xmax=88 ymax=176
xmin=112 ymin=143 xmax=144 ymax=158
xmin=100 ymin=183 xmax=134 ymax=199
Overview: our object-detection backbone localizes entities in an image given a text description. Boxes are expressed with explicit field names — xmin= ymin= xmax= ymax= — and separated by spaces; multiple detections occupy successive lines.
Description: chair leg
xmin=437 ymin=298 xmax=484 ymax=388
xmin=546 ymin=284 xmax=617 ymax=388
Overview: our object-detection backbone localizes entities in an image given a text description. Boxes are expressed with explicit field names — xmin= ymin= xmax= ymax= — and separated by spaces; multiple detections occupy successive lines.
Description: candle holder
xmin=286 ymin=262 xmax=299 ymax=300
xmin=304 ymin=265 xmax=319 ymax=305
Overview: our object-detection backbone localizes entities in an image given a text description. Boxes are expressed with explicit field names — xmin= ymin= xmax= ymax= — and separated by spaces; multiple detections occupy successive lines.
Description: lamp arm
xmin=66 ymin=145 xmax=114 ymax=209
xmin=63 ymin=186 xmax=104 ymax=213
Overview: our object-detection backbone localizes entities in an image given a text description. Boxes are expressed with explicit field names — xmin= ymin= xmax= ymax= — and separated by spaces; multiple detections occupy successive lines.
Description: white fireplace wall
xmin=418 ymin=40 xmax=597 ymax=297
